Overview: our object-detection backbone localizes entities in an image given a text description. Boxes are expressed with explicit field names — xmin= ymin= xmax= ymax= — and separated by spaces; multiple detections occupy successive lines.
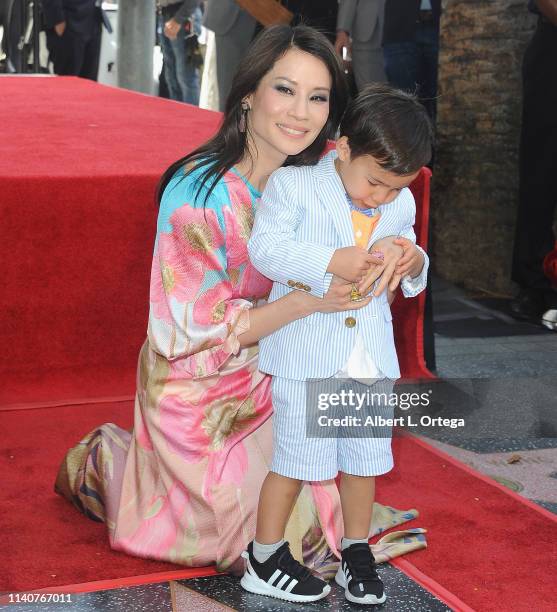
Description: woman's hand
xmin=295 ymin=275 xmax=371 ymax=316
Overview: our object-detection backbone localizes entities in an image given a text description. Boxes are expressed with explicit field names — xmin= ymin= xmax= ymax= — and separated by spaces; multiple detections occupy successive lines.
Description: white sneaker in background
xmin=541 ymin=309 xmax=557 ymax=331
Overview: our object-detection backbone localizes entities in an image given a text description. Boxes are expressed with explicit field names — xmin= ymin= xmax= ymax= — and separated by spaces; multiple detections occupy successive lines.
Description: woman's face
xmin=245 ymin=48 xmax=332 ymax=166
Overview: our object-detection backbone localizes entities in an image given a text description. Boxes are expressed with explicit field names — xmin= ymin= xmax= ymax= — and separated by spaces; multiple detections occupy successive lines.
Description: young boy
xmin=242 ymin=84 xmax=433 ymax=605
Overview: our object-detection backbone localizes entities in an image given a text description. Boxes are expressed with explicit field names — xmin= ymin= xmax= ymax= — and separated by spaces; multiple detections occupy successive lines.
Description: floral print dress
xmin=55 ymin=163 xmax=425 ymax=576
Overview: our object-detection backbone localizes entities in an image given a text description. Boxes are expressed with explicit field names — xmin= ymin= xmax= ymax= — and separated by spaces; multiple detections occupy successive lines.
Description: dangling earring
xmin=239 ymin=101 xmax=250 ymax=133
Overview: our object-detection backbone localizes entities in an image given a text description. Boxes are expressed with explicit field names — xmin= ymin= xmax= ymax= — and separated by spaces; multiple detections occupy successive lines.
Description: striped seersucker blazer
xmin=248 ymin=150 xmax=429 ymax=381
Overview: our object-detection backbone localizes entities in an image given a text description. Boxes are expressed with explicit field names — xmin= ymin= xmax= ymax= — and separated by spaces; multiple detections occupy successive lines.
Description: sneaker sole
xmin=240 ymin=571 xmax=330 ymax=603
xmin=335 ymin=566 xmax=387 ymax=605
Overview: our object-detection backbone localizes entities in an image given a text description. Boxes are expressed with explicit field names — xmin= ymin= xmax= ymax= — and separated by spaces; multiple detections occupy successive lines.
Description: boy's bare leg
xmin=243 ymin=472 xmax=331 ymax=602
xmin=339 ymin=472 xmax=375 ymax=539
xmin=255 ymin=471 xmax=302 ymax=543
xmin=337 ymin=472 xmax=385 ymax=605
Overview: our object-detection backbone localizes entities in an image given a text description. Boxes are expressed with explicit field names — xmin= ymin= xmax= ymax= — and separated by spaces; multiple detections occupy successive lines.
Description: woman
xmin=56 ymin=24 xmax=421 ymax=577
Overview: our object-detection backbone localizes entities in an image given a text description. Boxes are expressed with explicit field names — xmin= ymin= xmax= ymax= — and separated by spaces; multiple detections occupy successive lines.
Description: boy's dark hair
xmin=339 ymin=84 xmax=434 ymax=175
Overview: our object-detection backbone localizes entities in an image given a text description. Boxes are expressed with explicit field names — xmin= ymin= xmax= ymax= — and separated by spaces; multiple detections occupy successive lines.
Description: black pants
xmin=46 ymin=24 xmax=102 ymax=81
xmin=512 ymin=19 xmax=557 ymax=306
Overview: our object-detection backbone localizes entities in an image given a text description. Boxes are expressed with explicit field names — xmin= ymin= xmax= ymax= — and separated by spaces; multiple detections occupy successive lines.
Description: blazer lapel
xmin=313 ymin=152 xmax=355 ymax=247
xmin=367 ymin=210 xmax=387 ymax=249
xmin=366 ymin=203 xmax=402 ymax=249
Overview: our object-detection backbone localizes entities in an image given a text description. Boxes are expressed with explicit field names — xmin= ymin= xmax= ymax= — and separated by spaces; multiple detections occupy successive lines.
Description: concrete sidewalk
xmin=425 ymin=275 xmax=557 ymax=514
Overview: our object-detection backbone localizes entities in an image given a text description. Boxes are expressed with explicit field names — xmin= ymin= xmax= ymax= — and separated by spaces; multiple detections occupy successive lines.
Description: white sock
xmin=253 ymin=538 xmax=285 ymax=564
xmin=342 ymin=536 xmax=368 ymax=550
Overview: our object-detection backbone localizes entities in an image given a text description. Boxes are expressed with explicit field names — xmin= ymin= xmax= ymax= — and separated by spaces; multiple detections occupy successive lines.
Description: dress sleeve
xmin=147 ymin=171 xmax=253 ymax=378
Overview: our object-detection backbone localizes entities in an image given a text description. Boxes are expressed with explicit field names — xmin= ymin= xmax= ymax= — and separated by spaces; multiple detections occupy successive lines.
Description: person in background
xmin=203 ymin=0 xmax=256 ymax=111
xmin=42 ymin=0 xmax=106 ymax=80
xmin=335 ymin=0 xmax=387 ymax=90
xmin=281 ymin=0 xmax=338 ymax=43
xmin=158 ymin=0 xmax=203 ymax=105
xmin=382 ymin=0 xmax=441 ymax=122
xmin=511 ymin=0 xmax=557 ymax=331
xmin=1 ymin=0 xmax=23 ymax=72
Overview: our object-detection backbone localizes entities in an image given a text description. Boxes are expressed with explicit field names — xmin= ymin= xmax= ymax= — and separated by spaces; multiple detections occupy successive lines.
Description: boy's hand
xmin=327 ymin=246 xmax=383 ymax=282
xmin=358 ymin=240 xmax=404 ymax=297
xmin=393 ymin=237 xmax=424 ymax=278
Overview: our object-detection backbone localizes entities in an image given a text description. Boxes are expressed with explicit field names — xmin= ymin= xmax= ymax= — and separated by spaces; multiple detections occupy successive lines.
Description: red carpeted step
xmin=0 ymin=363 xmax=136 ymax=410
xmin=2 ymin=402 xmax=556 ymax=610
xmin=1 ymin=78 xmax=221 ymax=410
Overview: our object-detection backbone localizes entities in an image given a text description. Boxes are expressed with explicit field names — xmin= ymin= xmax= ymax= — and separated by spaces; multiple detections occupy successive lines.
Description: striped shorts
xmin=270 ymin=376 xmax=394 ymax=481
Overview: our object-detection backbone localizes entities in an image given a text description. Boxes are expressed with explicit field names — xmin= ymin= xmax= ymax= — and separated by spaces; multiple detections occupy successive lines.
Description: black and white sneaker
xmin=240 ymin=541 xmax=331 ymax=603
xmin=335 ymin=543 xmax=386 ymax=605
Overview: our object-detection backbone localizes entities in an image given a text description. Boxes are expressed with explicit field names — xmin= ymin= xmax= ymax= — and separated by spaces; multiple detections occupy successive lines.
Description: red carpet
xmin=4 ymin=78 xmax=505 ymax=605
xmin=2 ymin=402 xmax=556 ymax=611
xmin=1 ymin=77 xmax=431 ymax=410
xmin=382 ymin=436 xmax=557 ymax=611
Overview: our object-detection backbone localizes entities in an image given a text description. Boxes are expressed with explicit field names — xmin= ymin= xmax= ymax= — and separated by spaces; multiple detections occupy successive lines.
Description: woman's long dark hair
xmin=156 ymin=24 xmax=349 ymax=206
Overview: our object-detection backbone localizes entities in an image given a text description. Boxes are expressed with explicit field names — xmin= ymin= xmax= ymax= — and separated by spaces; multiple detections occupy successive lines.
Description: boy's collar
xmin=313 ymin=149 xmax=339 ymax=182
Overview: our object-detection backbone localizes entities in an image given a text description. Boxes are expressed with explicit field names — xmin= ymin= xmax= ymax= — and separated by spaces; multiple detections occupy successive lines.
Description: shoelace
xmin=348 ymin=548 xmax=381 ymax=583
xmin=277 ymin=546 xmax=312 ymax=582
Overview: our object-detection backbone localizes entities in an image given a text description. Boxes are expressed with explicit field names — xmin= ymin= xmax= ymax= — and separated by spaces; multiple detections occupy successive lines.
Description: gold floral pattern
xmin=212 ymin=300 xmax=226 ymax=323
xmin=229 ymin=268 xmax=240 ymax=286
xmin=161 ymin=262 xmax=175 ymax=294
xmin=235 ymin=204 xmax=254 ymax=243
xmin=183 ymin=223 xmax=214 ymax=253
xmin=202 ymin=397 xmax=257 ymax=451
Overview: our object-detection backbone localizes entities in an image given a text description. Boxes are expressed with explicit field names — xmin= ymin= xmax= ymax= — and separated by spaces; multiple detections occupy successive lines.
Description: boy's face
xmin=335 ymin=137 xmax=419 ymax=209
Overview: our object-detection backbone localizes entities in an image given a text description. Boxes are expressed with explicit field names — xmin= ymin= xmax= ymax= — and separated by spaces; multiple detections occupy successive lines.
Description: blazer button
xmin=303 ymin=285 xmax=311 ymax=292
xmin=345 ymin=316 xmax=356 ymax=328
xmin=295 ymin=282 xmax=304 ymax=289
xmin=287 ymin=280 xmax=295 ymax=287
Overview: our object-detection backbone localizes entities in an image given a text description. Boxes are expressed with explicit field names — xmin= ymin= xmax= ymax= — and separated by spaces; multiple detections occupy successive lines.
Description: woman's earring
xmin=239 ymin=102 xmax=250 ymax=133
